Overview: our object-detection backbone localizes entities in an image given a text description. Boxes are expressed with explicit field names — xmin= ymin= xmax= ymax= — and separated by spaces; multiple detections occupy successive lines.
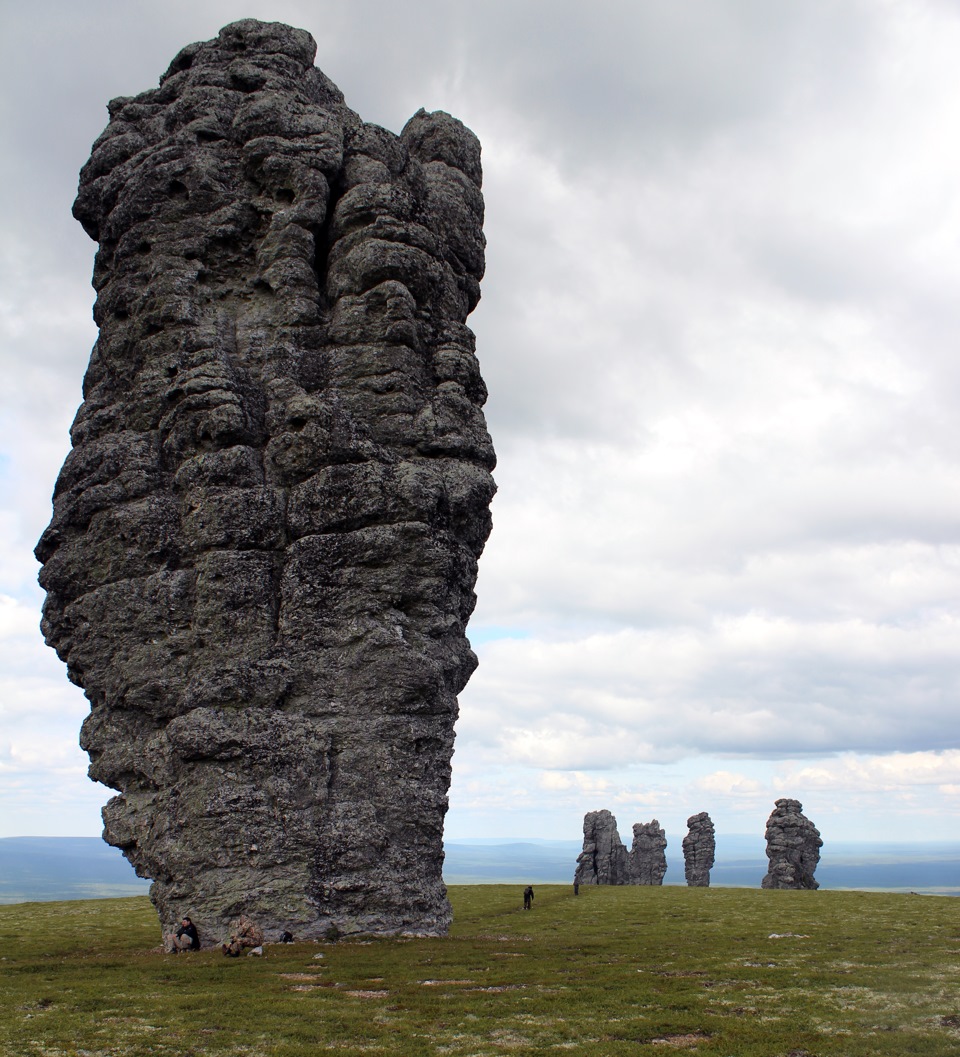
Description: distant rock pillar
xmin=682 ymin=811 xmax=715 ymax=887
xmin=574 ymin=809 xmax=629 ymax=885
xmin=761 ymin=798 xmax=822 ymax=890
xmin=627 ymin=820 xmax=668 ymax=885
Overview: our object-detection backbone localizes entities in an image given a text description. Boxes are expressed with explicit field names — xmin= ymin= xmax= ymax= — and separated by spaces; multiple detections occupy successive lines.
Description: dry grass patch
xmin=650 ymin=1031 xmax=711 ymax=1048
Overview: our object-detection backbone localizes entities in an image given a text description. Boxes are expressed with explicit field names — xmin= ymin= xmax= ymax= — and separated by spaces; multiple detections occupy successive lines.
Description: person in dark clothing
xmin=523 ymin=885 xmax=534 ymax=910
xmin=165 ymin=916 xmax=200 ymax=952
xmin=176 ymin=917 xmax=200 ymax=950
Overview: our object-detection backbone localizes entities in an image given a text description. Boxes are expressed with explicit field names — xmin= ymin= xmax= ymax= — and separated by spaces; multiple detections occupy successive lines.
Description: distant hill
xmin=0 ymin=837 xmax=151 ymax=903
xmin=2 ymin=835 xmax=957 ymax=903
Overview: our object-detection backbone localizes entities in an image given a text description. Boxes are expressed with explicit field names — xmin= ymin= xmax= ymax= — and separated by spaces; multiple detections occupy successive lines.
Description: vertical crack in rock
xmin=761 ymin=798 xmax=822 ymax=890
xmin=35 ymin=19 xmax=495 ymax=942
xmin=682 ymin=811 xmax=715 ymax=887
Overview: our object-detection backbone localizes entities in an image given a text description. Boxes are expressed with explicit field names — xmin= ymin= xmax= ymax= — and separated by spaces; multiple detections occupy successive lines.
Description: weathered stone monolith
xmin=574 ymin=811 xmax=669 ymax=885
xmin=35 ymin=20 xmax=494 ymax=943
xmin=627 ymin=819 xmax=668 ymax=885
xmin=761 ymin=798 xmax=822 ymax=890
xmin=574 ymin=810 xmax=630 ymax=885
xmin=682 ymin=811 xmax=715 ymax=887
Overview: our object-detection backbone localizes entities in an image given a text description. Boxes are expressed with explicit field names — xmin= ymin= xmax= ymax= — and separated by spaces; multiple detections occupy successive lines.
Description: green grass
xmin=2 ymin=885 xmax=959 ymax=1055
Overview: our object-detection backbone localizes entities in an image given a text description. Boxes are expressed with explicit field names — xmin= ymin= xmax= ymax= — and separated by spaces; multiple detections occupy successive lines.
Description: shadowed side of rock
xmin=35 ymin=19 xmax=494 ymax=943
xmin=682 ymin=811 xmax=715 ymax=887
xmin=761 ymin=798 xmax=822 ymax=890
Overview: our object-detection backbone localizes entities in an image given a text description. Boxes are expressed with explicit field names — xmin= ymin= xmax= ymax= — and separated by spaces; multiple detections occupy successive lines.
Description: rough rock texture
xmin=574 ymin=811 xmax=668 ymax=885
xmin=35 ymin=20 xmax=494 ymax=944
xmin=574 ymin=810 xmax=629 ymax=885
xmin=629 ymin=820 xmax=668 ymax=885
xmin=761 ymin=799 xmax=822 ymax=890
xmin=682 ymin=811 xmax=715 ymax=887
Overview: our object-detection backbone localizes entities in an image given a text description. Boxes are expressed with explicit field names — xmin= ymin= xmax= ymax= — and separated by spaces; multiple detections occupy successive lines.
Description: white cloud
xmin=780 ymin=750 xmax=960 ymax=792
xmin=459 ymin=613 xmax=960 ymax=769
xmin=6 ymin=0 xmax=960 ymax=843
xmin=697 ymin=771 xmax=765 ymax=798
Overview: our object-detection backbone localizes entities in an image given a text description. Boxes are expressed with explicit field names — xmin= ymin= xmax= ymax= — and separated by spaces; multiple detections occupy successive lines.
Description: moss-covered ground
xmin=2 ymin=884 xmax=959 ymax=1055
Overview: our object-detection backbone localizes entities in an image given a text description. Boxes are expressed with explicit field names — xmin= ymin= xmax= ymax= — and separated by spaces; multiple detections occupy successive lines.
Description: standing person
xmin=573 ymin=881 xmax=579 ymax=896
xmin=523 ymin=885 xmax=534 ymax=910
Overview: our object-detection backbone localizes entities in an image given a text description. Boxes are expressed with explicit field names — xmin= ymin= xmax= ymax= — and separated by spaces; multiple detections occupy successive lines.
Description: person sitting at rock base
xmin=165 ymin=916 xmax=200 ymax=952
xmin=221 ymin=914 xmax=264 ymax=957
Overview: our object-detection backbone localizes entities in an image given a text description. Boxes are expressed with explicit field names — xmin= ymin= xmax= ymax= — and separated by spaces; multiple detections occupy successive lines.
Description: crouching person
xmin=221 ymin=914 xmax=264 ymax=957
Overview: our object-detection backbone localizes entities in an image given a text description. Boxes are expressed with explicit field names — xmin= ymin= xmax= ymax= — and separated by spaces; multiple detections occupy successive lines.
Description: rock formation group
xmin=574 ymin=810 xmax=669 ymax=886
xmin=36 ymin=19 xmax=494 ymax=943
xmin=575 ymin=801 xmax=820 ymax=889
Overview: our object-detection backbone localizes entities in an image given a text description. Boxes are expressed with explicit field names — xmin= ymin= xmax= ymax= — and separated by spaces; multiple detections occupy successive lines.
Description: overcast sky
xmin=3 ymin=0 xmax=960 ymax=854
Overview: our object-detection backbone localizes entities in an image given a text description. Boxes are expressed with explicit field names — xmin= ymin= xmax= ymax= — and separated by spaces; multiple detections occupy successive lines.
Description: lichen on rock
xmin=35 ymin=19 xmax=494 ymax=943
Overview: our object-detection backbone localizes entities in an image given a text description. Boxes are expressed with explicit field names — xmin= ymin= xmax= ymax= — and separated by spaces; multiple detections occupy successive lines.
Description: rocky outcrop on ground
xmin=35 ymin=19 xmax=494 ymax=944
xmin=629 ymin=820 xmax=668 ymax=885
xmin=574 ymin=811 xmax=668 ymax=885
xmin=682 ymin=812 xmax=715 ymax=887
xmin=574 ymin=810 xmax=630 ymax=885
xmin=761 ymin=799 xmax=822 ymax=890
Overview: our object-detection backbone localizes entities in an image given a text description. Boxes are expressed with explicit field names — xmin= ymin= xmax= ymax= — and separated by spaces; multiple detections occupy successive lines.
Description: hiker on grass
xmin=523 ymin=885 xmax=534 ymax=910
xmin=221 ymin=914 xmax=264 ymax=956
xmin=165 ymin=916 xmax=200 ymax=952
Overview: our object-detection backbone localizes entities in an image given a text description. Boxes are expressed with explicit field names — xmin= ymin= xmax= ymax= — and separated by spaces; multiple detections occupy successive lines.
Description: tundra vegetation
xmin=3 ymin=885 xmax=959 ymax=1056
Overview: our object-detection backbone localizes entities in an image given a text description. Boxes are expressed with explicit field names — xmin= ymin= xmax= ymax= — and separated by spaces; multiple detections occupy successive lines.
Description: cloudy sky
xmin=4 ymin=0 xmax=960 ymax=852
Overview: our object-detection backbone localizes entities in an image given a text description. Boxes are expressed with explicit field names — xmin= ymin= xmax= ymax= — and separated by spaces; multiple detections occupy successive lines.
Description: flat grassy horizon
xmin=2 ymin=885 xmax=959 ymax=1056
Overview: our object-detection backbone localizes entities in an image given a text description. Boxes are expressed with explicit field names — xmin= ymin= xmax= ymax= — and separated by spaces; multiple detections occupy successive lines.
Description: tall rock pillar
xmin=574 ymin=810 xmax=630 ymax=885
xmin=761 ymin=799 xmax=822 ymax=890
xmin=627 ymin=820 xmax=668 ymax=885
xmin=682 ymin=811 xmax=715 ymax=887
xmin=35 ymin=20 xmax=495 ymax=942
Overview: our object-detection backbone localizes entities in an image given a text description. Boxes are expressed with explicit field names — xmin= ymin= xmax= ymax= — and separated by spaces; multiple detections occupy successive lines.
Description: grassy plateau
xmin=2 ymin=884 xmax=959 ymax=1056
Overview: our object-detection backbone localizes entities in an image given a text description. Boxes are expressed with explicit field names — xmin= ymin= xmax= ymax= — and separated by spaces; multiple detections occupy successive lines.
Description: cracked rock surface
xmin=574 ymin=811 xmax=668 ymax=885
xmin=682 ymin=811 xmax=715 ymax=887
xmin=761 ymin=798 xmax=822 ymax=890
xmin=629 ymin=820 xmax=667 ymax=885
xmin=574 ymin=810 xmax=630 ymax=885
xmin=36 ymin=19 xmax=494 ymax=943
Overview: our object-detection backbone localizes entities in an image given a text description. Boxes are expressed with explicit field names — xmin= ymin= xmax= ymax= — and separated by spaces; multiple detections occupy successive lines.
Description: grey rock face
xmin=574 ymin=811 xmax=667 ymax=885
xmin=682 ymin=811 xmax=715 ymax=887
xmin=761 ymin=798 xmax=822 ymax=890
xmin=574 ymin=810 xmax=629 ymax=885
xmin=35 ymin=20 xmax=494 ymax=943
xmin=628 ymin=820 xmax=667 ymax=885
